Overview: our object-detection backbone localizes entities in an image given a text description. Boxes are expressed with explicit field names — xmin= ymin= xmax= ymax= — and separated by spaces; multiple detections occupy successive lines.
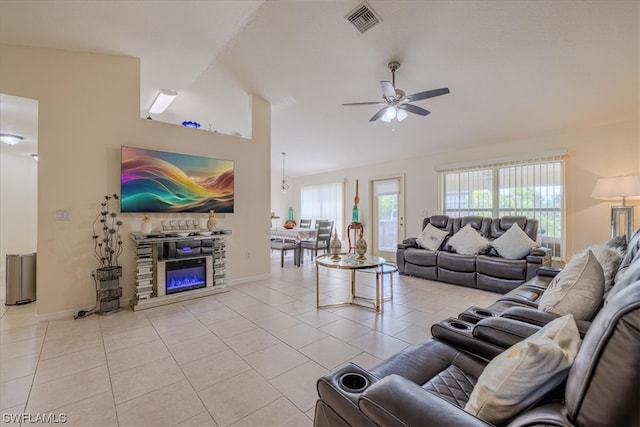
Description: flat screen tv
xmin=121 ymin=146 xmax=234 ymax=213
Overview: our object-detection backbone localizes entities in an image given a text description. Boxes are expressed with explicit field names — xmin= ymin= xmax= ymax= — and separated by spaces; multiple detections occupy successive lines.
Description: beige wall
xmin=284 ymin=120 xmax=639 ymax=259
xmin=0 ymin=44 xmax=271 ymax=317
xmin=0 ymin=150 xmax=38 ymax=280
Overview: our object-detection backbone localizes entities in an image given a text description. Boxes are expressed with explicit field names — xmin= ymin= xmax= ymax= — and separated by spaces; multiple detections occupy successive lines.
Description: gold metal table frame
xmin=315 ymin=253 xmax=386 ymax=313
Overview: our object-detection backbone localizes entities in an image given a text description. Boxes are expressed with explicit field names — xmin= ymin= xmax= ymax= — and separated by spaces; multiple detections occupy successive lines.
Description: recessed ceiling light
xmin=0 ymin=134 xmax=23 ymax=145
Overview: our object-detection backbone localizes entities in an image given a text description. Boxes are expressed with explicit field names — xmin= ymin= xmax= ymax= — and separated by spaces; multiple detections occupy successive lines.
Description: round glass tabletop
xmin=315 ymin=253 xmax=386 ymax=270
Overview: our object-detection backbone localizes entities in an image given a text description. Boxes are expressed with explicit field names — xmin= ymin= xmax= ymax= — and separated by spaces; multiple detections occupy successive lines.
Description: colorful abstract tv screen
xmin=121 ymin=146 xmax=234 ymax=213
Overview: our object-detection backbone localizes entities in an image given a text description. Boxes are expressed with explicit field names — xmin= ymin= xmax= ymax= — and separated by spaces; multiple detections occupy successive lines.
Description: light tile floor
xmin=0 ymin=253 xmax=498 ymax=426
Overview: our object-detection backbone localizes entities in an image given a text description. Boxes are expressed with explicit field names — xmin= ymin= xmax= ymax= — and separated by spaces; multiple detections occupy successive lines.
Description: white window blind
xmin=439 ymin=155 xmax=565 ymax=259
xmin=300 ymin=181 xmax=344 ymax=238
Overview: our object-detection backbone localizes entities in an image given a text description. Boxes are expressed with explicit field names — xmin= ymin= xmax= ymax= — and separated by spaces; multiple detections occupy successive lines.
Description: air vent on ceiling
xmin=345 ymin=2 xmax=381 ymax=34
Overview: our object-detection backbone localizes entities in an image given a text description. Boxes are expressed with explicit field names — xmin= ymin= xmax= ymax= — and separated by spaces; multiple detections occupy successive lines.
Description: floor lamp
xmin=591 ymin=175 xmax=640 ymax=242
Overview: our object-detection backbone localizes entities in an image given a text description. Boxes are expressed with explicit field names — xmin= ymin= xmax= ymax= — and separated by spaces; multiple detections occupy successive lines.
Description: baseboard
xmin=34 ymin=297 xmax=133 ymax=322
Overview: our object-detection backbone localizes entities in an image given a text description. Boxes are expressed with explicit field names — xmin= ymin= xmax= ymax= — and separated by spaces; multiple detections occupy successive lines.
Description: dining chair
xmin=300 ymin=220 xmax=333 ymax=262
xmin=270 ymin=239 xmax=299 ymax=267
xmin=299 ymin=219 xmax=312 ymax=229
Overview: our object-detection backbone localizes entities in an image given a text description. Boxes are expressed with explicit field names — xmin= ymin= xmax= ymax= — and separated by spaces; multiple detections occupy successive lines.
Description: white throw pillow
xmin=448 ymin=224 xmax=490 ymax=255
xmin=538 ymin=250 xmax=604 ymax=320
xmin=490 ymin=223 xmax=538 ymax=259
xmin=465 ymin=314 xmax=581 ymax=424
xmin=416 ymin=223 xmax=449 ymax=250
xmin=574 ymin=244 xmax=624 ymax=292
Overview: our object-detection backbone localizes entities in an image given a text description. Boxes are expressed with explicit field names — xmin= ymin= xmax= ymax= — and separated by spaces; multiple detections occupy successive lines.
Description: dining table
xmin=270 ymin=227 xmax=317 ymax=266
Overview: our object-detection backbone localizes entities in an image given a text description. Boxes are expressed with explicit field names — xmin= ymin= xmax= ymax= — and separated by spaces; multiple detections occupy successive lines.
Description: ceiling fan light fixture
xmin=148 ymin=89 xmax=178 ymax=114
xmin=0 ymin=133 xmax=23 ymax=145
xmin=396 ymin=108 xmax=408 ymax=121
xmin=382 ymin=106 xmax=396 ymax=122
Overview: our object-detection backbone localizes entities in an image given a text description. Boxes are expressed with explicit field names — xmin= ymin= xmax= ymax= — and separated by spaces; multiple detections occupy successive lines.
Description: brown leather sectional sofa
xmin=314 ymin=229 xmax=640 ymax=426
xmin=396 ymin=215 xmax=552 ymax=293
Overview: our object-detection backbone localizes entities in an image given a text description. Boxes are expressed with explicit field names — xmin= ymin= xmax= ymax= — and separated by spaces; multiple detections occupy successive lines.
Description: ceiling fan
xmin=342 ymin=61 xmax=449 ymax=122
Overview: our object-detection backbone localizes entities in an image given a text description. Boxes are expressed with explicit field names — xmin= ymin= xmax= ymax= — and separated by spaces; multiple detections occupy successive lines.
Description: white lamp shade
xmin=591 ymin=175 xmax=640 ymax=201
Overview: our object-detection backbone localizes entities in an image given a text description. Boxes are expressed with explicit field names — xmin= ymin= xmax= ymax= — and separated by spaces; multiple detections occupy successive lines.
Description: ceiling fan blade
xmin=404 ymin=87 xmax=450 ymax=102
xmin=342 ymin=102 xmax=383 ymax=106
xmin=380 ymin=81 xmax=396 ymax=99
xmin=401 ymin=104 xmax=431 ymax=116
xmin=369 ymin=107 xmax=388 ymax=122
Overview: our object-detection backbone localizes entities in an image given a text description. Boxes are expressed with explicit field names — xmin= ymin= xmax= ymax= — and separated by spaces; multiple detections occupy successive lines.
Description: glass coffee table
xmin=315 ymin=253 xmax=386 ymax=313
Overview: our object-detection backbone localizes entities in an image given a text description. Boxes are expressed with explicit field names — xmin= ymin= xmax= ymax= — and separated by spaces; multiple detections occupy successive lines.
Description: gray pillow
xmin=448 ymin=224 xmax=489 ymax=255
xmin=490 ymin=223 xmax=538 ymax=259
xmin=465 ymin=314 xmax=581 ymax=424
xmin=538 ymin=250 xmax=604 ymax=320
xmin=574 ymin=244 xmax=624 ymax=291
xmin=416 ymin=223 xmax=449 ymax=250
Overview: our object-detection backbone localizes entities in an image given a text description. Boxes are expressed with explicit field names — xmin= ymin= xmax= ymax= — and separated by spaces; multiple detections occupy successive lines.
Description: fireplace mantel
xmin=129 ymin=231 xmax=231 ymax=311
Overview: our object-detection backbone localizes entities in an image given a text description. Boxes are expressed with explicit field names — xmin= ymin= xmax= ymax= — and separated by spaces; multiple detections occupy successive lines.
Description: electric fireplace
xmin=156 ymin=257 xmax=213 ymax=296
xmin=166 ymin=258 xmax=206 ymax=294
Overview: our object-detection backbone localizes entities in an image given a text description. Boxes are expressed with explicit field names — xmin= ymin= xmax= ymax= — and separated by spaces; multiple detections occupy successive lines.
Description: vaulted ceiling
xmin=1 ymin=1 xmax=638 ymax=176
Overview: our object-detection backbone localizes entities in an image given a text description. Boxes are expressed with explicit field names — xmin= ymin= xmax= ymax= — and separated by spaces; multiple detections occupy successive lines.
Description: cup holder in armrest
xmin=432 ymin=317 xmax=475 ymax=339
xmin=473 ymin=309 xmax=496 ymax=318
xmin=339 ymin=373 xmax=370 ymax=393
xmin=447 ymin=320 xmax=472 ymax=330
xmin=459 ymin=306 xmax=497 ymax=324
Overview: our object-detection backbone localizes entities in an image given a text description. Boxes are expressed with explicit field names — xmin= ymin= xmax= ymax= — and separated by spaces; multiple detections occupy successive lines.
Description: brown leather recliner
xmin=314 ymin=282 xmax=640 ymax=426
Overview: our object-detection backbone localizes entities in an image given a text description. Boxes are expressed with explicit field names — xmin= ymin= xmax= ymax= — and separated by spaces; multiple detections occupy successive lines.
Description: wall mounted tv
xmin=121 ymin=146 xmax=234 ymax=213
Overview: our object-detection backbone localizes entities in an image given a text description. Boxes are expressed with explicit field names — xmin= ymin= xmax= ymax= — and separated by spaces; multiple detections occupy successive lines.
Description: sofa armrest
xmin=472 ymin=317 xmax=541 ymax=349
xmin=396 ymin=240 xmax=417 ymax=275
xmin=525 ymin=247 xmax=552 ymax=280
xmin=398 ymin=237 xmax=418 ymax=248
xmin=501 ymin=306 xmax=591 ymax=336
xmin=500 ymin=306 xmax=559 ymax=327
xmin=536 ymin=266 xmax=562 ymax=278
xmin=359 ymin=375 xmax=491 ymax=427
xmin=431 ymin=318 xmax=506 ymax=360
xmin=529 ymin=246 xmax=551 ymax=258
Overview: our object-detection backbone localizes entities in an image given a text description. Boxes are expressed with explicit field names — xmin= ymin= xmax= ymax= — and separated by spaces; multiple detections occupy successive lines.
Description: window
xmin=439 ymin=155 xmax=565 ymax=259
xmin=300 ymin=181 xmax=344 ymax=238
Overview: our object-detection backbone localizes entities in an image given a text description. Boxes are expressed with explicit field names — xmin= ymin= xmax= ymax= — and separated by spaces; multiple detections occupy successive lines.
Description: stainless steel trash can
xmin=5 ymin=253 xmax=37 ymax=305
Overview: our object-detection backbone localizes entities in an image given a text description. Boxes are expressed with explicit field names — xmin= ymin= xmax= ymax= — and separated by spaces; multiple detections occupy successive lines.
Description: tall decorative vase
xmin=352 ymin=179 xmax=360 ymax=223
xmin=356 ymin=231 xmax=367 ymax=260
xmin=287 ymin=207 xmax=294 ymax=221
xmin=207 ymin=210 xmax=216 ymax=231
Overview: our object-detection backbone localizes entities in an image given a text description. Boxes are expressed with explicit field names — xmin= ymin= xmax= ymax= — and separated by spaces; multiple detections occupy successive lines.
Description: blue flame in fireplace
xmin=166 ymin=264 xmax=206 ymax=294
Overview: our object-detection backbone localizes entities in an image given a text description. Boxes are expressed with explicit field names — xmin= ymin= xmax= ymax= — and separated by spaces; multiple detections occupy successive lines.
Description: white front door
xmin=370 ymin=175 xmax=405 ymax=261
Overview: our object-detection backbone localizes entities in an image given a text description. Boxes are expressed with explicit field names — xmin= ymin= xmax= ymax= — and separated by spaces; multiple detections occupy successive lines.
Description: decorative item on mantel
xmin=330 ymin=229 xmax=342 ymax=260
xmin=356 ymin=231 xmax=367 ymax=260
xmin=140 ymin=215 xmax=152 ymax=236
xmin=352 ymin=179 xmax=360 ymax=223
xmin=207 ymin=210 xmax=217 ymax=231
